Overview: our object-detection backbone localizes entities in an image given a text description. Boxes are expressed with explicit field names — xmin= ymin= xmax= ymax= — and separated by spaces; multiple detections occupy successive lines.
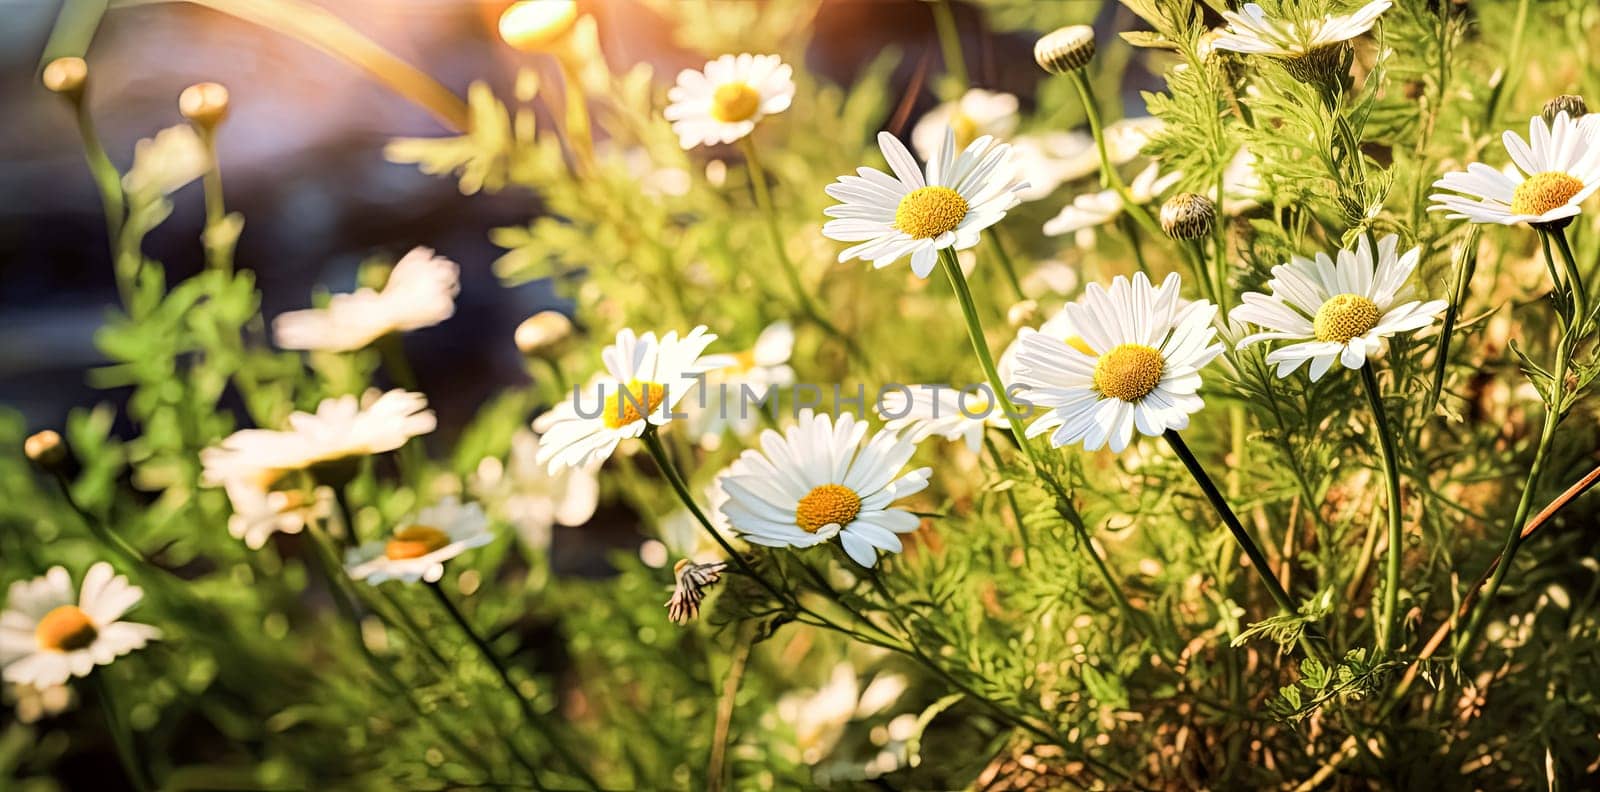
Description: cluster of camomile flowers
xmin=12 ymin=0 xmax=1600 ymax=705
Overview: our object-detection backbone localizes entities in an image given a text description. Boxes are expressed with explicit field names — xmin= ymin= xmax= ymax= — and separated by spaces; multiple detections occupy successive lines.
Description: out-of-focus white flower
xmin=345 ymin=497 xmax=493 ymax=585
xmin=470 ymin=429 xmax=599 ymax=550
xmin=692 ymin=321 xmax=795 ymax=449
xmin=223 ymin=481 xmax=333 ymax=550
xmin=7 ymin=681 xmax=74 ymax=723
xmin=823 ymin=129 xmax=1027 ymax=278
xmin=273 ymin=247 xmax=460 ymax=352
xmin=1 ymin=564 xmax=160 ymax=689
xmin=1220 ymin=147 xmax=1266 ymax=215
xmin=664 ymin=53 xmax=795 ymax=149
xmin=201 ymin=389 xmax=436 ymax=489
xmin=122 ymin=125 xmax=208 ymax=197
xmin=1021 ymin=259 xmax=1079 ymax=297
xmin=535 ymin=327 xmax=731 ymax=472
xmin=1104 ymin=116 xmax=1164 ymax=163
xmin=879 ymin=384 xmax=1006 ymax=454
xmin=604 ymin=144 xmax=692 ymax=197
xmin=1009 ymin=131 xmax=1099 ymax=200
xmin=778 ymin=663 xmax=908 ymax=764
xmin=910 ymin=89 xmax=1019 ymax=160
xmin=1042 ymin=163 xmax=1179 ymax=246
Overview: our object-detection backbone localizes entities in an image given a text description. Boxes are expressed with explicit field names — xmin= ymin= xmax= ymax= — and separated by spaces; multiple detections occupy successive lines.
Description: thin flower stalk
xmin=1548 ymin=226 xmax=1590 ymax=324
xmin=91 ymin=671 xmax=151 ymax=792
xmin=1360 ymin=364 xmax=1407 ymax=655
xmin=427 ymin=581 xmax=601 ymax=790
xmin=1068 ymin=71 xmax=1163 ymax=241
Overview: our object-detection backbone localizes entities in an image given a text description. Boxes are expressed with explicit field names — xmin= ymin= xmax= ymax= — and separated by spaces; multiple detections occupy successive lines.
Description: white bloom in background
xmin=823 ymin=128 xmax=1027 ymax=278
xmin=1021 ymin=259 xmax=1079 ymax=297
xmin=664 ymin=53 xmax=794 ymax=149
xmin=1104 ymin=116 xmax=1164 ymax=163
xmin=1042 ymin=163 xmax=1179 ymax=245
xmin=535 ymin=327 xmax=731 ymax=472
xmin=274 ymin=247 xmax=459 ymax=352
xmin=201 ymin=389 xmax=436 ymax=488
xmin=911 ymin=89 xmax=1019 ymax=160
xmin=1 ymin=564 xmax=160 ymax=688
xmin=778 ymin=663 xmax=909 ymax=765
xmin=1220 ymin=147 xmax=1266 ymax=215
xmin=692 ymin=321 xmax=795 ymax=449
xmin=1015 ymin=273 xmax=1223 ymax=452
xmin=470 ymin=429 xmax=599 ymax=550
xmin=660 ymin=473 xmax=738 ymax=563
xmin=879 ymin=385 xmax=1006 ymax=454
xmin=1000 ymin=306 xmax=1093 ymax=438
xmin=1430 ymin=112 xmax=1600 ymax=227
xmin=1010 ymin=131 xmax=1099 ymax=200
xmin=1213 ymin=1 xmax=1391 ymax=60
xmin=122 ymin=125 xmax=207 ymax=197
xmin=1231 ymin=234 xmax=1447 ymax=381
xmin=224 ymin=481 xmax=333 ymax=550
xmin=345 ymin=497 xmax=494 ymax=584
xmin=7 ymin=681 xmax=74 ymax=724
xmin=718 ymin=410 xmax=930 ymax=568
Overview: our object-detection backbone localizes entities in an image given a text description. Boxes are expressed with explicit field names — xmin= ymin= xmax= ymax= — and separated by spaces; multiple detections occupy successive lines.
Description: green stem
xmin=556 ymin=53 xmax=597 ymax=177
xmin=1425 ymin=228 xmax=1480 ymax=418
xmin=49 ymin=471 xmax=150 ymax=573
xmin=929 ymin=0 xmax=968 ymax=91
xmin=1457 ymin=335 xmax=1570 ymax=657
xmin=983 ymin=433 xmax=1029 ymax=560
xmin=1360 ymin=364 xmax=1407 ymax=655
xmin=197 ymin=125 xmax=230 ymax=272
xmin=1069 ymin=71 xmax=1163 ymax=241
xmin=985 ymin=229 xmax=1027 ymax=302
xmin=1163 ymin=430 xmax=1326 ymax=661
xmin=428 ymin=582 xmax=599 ymax=790
xmin=65 ymin=93 xmax=128 ymax=301
xmin=91 ymin=671 xmax=150 ymax=792
xmin=739 ymin=137 xmax=873 ymax=372
xmin=1550 ymin=226 xmax=1589 ymax=326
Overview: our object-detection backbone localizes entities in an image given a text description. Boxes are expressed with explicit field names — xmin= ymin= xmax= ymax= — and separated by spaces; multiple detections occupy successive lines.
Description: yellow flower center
xmin=1313 ymin=293 xmax=1380 ymax=343
xmin=1510 ymin=171 xmax=1584 ymax=217
xmin=1064 ymin=335 xmax=1097 ymax=356
xmin=895 ymin=186 xmax=969 ymax=239
xmin=794 ymin=484 xmax=863 ymax=533
xmin=711 ymin=81 xmax=761 ymax=123
xmin=602 ymin=380 xmax=667 ymax=429
xmin=35 ymin=605 xmax=97 ymax=652
xmin=951 ymin=110 xmax=979 ymax=149
xmin=385 ymin=525 xmax=452 ymax=560
xmin=1092 ymin=343 xmax=1165 ymax=402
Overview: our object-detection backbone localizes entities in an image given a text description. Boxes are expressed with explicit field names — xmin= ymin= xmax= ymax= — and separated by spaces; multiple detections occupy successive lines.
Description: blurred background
xmin=0 ymin=0 xmax=1149 ymax=437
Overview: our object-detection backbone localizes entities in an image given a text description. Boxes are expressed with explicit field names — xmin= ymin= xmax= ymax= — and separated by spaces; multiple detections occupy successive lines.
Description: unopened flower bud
xmin=179 ymin=82 xmax=230 ymax=129
xmin=1034 ymin=26 xmax=1096 ymax=74
xmin=515 ymin=311 xmax=574 ymax=357
xmin=1160 ymin=193 xmax=1216 ymax=241
xmin=24 ymin=430 xmax=67 ymax=471
xmin=1007 ymin=299 xmax=1039 ymax=328
xmin=41 ymin=57 xmax=87 ymax=96
xmin=1543 ymin=95 xmax=1589 ymax=125
xmin=1278 ymin=45 xmax=1347 ymax=86
xmin=498 ymin=0 xmax=579 ymax=53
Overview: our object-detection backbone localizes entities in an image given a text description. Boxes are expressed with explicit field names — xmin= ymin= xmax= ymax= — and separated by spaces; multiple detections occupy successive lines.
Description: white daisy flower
xmin=718 ymin=410 xmax=931 ymax=568
xmin=1014 ymin=273 xmax=1224 ymax=453
xmin=273 ymin=247 xmax=459 ymax=352
xmin=223 ymin=481 xmax=334 ymax=550
xmin=1009 ymin=131 xmax=1099 ymax=200
xmin=534 ymin=327 xmax=732 ymax=472
xmin=911 ymin=89 xmax=1020 ymax=160
xmin=878 ymin=384 xmax=1007 ymax=454
xmin=1230 ymin=234 xmax=1448 ymax=381
xmin=822 ymin=128 xmax=1027 ymax=278
xmin=345 ymin=497 xmax=494 ymax=584
xmin=201 ymin=389 xmax=436 ymax=489
xmin=660 ymin=473 xmax=739 ymax=564
xmin=1000 ymin=305 xmax=1094 ymax=438
xmin=1 ymin=564 xmax=160 ymax=689
xmin=1213 ymin=1 xmax=1391 ymax=73
xmin=469 ymin=429 xmax=599 ymax=551
xmin=1042 ymin=163 xmax=1179 ymax=245
xmin=692 ymin=321 xmax=796 ymax=449
xmin=1429 ymin=112 xmax=1600 ymax=227
xmin=663 ymin=53 xmax=795 ymax=149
